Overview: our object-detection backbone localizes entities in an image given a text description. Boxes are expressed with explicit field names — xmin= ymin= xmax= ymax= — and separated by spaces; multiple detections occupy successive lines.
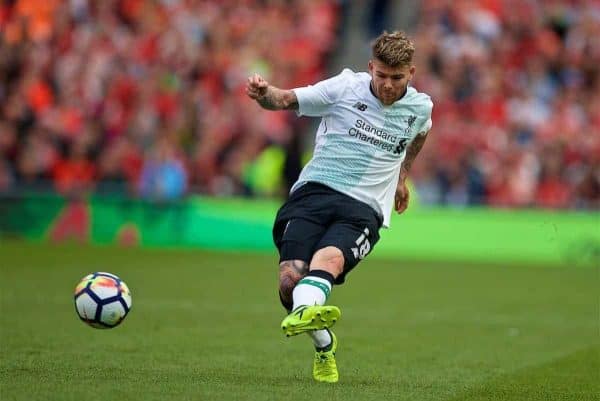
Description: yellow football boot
xmin=280 ymin=305 xmax=341 ymax=337
xmin=313 ymin=331 xmax=339 ymax=383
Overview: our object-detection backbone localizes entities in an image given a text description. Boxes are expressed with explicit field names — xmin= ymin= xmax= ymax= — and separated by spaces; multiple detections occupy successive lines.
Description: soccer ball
xmin=74 ymin=272 xmax=132 ymax=329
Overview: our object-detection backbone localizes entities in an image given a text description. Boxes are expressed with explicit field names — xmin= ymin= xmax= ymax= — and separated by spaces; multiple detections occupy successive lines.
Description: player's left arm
xmin=394 ymin=130 xmax=429 ymax=214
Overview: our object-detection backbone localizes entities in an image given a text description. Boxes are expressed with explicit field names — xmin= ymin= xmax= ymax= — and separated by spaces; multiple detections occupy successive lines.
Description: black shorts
xmin=272 ymin=182 xmax=382 ymax=284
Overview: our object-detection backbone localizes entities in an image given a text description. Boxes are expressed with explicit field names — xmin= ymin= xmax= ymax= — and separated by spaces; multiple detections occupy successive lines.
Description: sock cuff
xmin=315 ymin=328 xmax=334 ymax=352
xmin=297 ymin=275 xmax=331 ymax=299
xmin=307 ymin=269 xmax=335 ymax=286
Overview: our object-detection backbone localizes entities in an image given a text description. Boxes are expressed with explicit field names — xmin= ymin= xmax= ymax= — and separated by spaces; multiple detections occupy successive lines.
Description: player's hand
xmin=246 ymin=73 xmax=269 ymax=100
xmin=394 ymin=180 xmax=410 ymax=214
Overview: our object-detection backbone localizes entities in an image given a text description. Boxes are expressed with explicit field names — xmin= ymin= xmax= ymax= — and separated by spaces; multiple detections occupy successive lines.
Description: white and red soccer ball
xmin=74 ymin=272 xmax=132 ymax=329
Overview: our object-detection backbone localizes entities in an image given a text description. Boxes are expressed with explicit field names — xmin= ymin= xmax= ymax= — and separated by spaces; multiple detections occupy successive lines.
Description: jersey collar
xmin=369 ymin=81 xmax=408 ymax=107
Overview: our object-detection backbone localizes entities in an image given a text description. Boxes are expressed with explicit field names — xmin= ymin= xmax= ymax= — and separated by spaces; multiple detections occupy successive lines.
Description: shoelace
xmin=315 ymin=352 xmax=333 ymax=364
xmin=315 ymin=354 xmax=335 ymax=375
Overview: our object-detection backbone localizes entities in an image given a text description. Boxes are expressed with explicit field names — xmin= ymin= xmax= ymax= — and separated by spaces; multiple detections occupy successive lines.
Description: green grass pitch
xmin=1 ymin=241 xmax=598 ymax=401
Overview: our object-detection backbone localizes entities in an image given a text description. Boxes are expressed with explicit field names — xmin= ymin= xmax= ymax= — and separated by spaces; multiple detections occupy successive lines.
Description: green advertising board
xmin=0 ymin=194 xmax=597 ymax=267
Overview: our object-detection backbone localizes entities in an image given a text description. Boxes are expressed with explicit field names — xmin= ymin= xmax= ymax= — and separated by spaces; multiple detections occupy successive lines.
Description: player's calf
xmin=278 ymin=260 xmax=308 ymax=312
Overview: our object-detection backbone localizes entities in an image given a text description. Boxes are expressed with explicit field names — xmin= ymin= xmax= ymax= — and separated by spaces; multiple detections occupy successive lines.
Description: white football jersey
xmin=292 ymin=68 xmax=433 ymax=228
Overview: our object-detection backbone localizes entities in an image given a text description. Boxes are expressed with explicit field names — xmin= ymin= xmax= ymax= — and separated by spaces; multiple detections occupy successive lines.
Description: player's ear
xmin=409 ymin=65 xmax=416 ymax=78
xmin=368 ymin=60 xmax=374 ymax=73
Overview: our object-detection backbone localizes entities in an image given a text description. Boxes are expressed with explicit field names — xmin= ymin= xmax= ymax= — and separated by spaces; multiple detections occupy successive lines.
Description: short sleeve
xmin=292 ymin=69 xmax=353 ymax=117
xmin=417 ymin=117 xmax=432 ymax=136
xmin=416 ymin=98 xmax=433 ymax=135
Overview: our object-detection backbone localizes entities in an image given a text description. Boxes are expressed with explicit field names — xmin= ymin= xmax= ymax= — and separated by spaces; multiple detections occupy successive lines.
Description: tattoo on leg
xmin=280 ymin=260 xmax=309 ymax=276
xmin=278 ymin=260 xmax=308 ymax=309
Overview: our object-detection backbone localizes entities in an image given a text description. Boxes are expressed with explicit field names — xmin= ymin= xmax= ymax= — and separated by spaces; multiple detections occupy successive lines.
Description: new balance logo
xmin=352 ymin=102 xmax=368 ymax=111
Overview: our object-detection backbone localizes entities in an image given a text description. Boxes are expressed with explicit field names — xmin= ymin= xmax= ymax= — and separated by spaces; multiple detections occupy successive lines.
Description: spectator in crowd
xmin=0 ymin=0 xmax=341 ymax=197
xmin=410 ymin=0 xmax=599 ymax=209
xmin=138 ymin=137 xmax=187 ymax=201
xmin=0 ymin=0 xmax=598 ymax=210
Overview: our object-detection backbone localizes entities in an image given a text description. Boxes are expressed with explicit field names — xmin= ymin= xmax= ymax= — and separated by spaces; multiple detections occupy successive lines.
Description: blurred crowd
xmin=0 ymin=0 xmax=341 ymax=199
xmin=0 ymin=0 xmax=598 ymax=210
xmin=410 ymin=0 xmax=599 ymax=209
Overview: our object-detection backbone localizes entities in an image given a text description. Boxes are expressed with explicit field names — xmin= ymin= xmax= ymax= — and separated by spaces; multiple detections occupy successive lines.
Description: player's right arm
xmin=246 ymin=73 xmax=298 ymax=111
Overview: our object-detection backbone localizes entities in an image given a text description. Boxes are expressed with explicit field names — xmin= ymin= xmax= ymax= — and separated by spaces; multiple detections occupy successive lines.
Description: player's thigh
xmin=273 ymin=216 xmax=327 ymax=265
xmin=315 ymin=218 xmax=381 ymax=284
xmin=272 ymin=185 xmax=333 ymax=264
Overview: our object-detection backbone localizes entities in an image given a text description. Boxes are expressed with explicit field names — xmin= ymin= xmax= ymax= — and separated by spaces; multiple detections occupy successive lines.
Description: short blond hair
xmin=371 ymin=31 xmax=415 ymax=68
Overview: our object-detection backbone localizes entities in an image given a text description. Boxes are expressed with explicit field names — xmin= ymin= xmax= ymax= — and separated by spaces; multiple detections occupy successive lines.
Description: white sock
xmin=309 ymin=329 xmax=332 ymax=349
xmin=292 ymin=273 xmax=334 ymax=350
xmin=292 ymin=275 xmax=332 ymax=310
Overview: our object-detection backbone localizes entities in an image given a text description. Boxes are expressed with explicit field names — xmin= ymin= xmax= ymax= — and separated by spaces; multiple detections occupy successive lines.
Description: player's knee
xmin=310 ymin=246 xmax=344 ymax=277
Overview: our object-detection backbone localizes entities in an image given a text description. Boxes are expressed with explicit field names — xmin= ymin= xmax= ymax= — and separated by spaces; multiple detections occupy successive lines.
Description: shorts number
xmin=351 ymin=227 xmax=371 ymax=260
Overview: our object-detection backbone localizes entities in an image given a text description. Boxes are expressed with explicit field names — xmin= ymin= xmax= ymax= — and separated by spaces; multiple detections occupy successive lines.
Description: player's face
xmin=368 ymin=59 xmax=415 ymax=106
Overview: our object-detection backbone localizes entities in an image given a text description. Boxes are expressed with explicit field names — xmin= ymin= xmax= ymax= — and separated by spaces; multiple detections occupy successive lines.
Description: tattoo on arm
xmin=258 ymin=87 xmax=299 ymax=111
xmin=400 ymin=132 xmax=428 ymax=179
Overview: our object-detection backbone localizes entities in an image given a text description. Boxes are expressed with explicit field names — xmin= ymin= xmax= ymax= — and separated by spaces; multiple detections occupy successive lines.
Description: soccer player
xmin=246 ymin=31 xmax=433 ymax=383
